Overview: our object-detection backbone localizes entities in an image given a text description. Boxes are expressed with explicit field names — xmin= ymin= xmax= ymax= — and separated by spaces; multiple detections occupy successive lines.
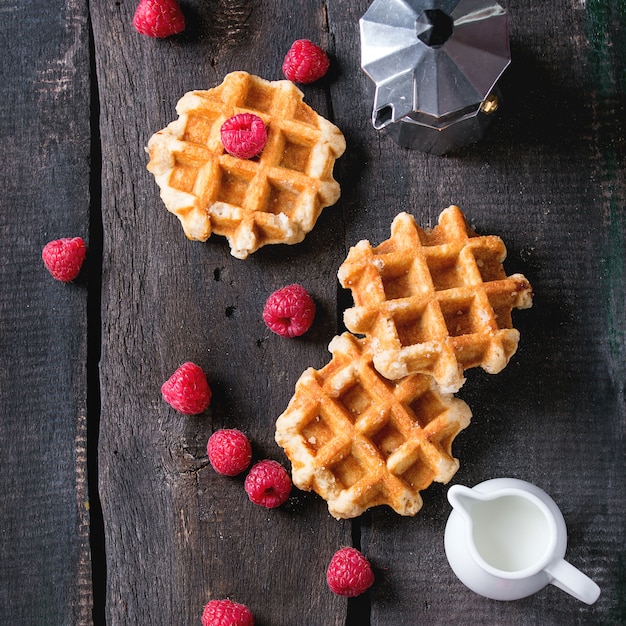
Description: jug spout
xmin=447 ymin=484 xmax=482 ymax=519
xmin=371 ymin=70 xmax=416 ymax=129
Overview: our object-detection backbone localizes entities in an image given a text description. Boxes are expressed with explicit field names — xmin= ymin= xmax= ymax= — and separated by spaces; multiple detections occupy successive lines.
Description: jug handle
xmin=545 ymin=558 xmax=601 ymax=605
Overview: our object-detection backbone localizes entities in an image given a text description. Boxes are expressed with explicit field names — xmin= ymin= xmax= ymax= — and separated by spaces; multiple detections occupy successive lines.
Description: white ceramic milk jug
xmin=444 ymin=478 xmax=600 ymax=604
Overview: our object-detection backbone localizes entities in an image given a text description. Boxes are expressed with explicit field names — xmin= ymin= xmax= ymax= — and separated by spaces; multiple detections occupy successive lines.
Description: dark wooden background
xmin=1 ymin=1 xmax=624 ymax=624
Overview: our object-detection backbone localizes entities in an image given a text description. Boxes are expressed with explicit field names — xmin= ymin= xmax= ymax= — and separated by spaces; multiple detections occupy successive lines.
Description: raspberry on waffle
xmin=275 ymin=332 xmax=472 ymax=519
xmin=338 ymin=206 xmax=533 ymax=393
xmin=146 ymin=71 xmax=346 ymax=259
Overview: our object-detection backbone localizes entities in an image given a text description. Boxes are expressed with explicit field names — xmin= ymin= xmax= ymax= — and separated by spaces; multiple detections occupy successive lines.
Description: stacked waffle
xmin=276 ymin=206 xmax=533 ymax=519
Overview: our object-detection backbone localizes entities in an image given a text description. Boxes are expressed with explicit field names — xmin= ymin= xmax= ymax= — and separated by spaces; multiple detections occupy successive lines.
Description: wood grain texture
xmin=328 ymin=0 xmax=626 ymax=624
xmin=3 ymin=0 xmax=624 ymax=624
xmin=0 ymin=0 xmax=93 ymax=624
xmin=90 ymin=1 xmax=348 ymax=624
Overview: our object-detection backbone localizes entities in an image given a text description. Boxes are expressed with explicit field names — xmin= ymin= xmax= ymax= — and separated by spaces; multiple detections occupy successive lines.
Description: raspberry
xmin=326 ymin=547 xmax=375 ymax=597
xmin=220 ymin=113 xmax=268 ymax=159
xmin=42 ymin=237 xmax=87 ymax=282
xmin=201 ymin=599 xmax=254 ymax=626
xmin=282 ymin=39 xmax=330 ymax=84
xmin=207 ymin=429 xmax=252 ymax=476
xmin=161 ymin=362 xmax=212 ymax=415
xmin=262 ymin=284 xmax=316 ymax=338
xmin=132 ymin=0 xmax=185 ymax=38
xmin=244 ymin=460 xmax=292 ymax=508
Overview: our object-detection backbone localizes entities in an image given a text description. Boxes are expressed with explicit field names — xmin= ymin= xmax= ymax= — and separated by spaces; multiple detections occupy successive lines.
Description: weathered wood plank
xmin=0 ymin=0 xmax=93 ymax=623
xmin=91 ymin=1 xmax=349 ymax=624
xmin=329 ymin=0 xmax=625 ymax=624
xmin=6 ymin=0 xmax=619 ymax=623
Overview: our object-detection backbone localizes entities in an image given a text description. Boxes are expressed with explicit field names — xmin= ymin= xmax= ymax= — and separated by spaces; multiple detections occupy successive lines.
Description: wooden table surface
xmin=1 ymin=1 xmax=625 ymax=624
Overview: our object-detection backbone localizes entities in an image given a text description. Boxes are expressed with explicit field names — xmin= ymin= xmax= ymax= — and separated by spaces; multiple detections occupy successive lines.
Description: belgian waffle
xmin=275 ymin=332 xmax=472 ymax=519
xmin=338 ymin=206 xmax=533 ymax=393
xmin=146 ymin=71 xmax=346 ymax=259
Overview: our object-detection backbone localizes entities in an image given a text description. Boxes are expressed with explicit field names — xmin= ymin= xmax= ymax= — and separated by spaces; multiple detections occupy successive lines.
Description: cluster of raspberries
xmin=159 ymin=358 xmax=293 ymax=510
xmin=132 ymin=2 xmax=330 ymax=80
xmin=201 ymin=543 xmax=374 ymax=624
xmin=134 ymin=4 xmax=331 ymax=160
xmin=159 ymin=298 xmax=373 ymax=624
xmin=41 ymin=7 xmax=370 ymax=624
xmin=158 ymin=284 xmax=316 ymax=415
xmin=160 ymin=371 xmax=374 ymax=625
xmin=206 ymin=427 xmax=292 ymax=509
xmin=201 ymin=549 xmax=373 ymax=625
xmin=202 ymin=428 xmax=374 ymax=623
xmin=220 ymin=39 xmax=330 ymax=159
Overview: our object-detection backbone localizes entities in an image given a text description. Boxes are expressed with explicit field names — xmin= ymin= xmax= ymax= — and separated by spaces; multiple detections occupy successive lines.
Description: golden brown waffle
xmin=275 ymin=333 xmax=472 ymax=519
xmin=338 ymin=206 xmax=533 ymax=393
xmin=146 ymin=71 xmax=346 ymax=259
